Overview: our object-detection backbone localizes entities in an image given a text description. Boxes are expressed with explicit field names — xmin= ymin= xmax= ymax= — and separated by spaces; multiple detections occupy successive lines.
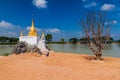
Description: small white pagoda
xmin=19 ymin=19 xmax=47 ymax=51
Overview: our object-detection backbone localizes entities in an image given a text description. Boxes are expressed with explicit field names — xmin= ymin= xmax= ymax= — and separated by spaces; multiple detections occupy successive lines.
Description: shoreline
xmin=1 ymin=51 xmax=120 ymax=59
xmin=50 ymin=51 xmax=120 ymax=58
xmin=0 ymin=51 xmax=120 ymax=80
xmin=51 ymin=51 xmax=120 ymax=59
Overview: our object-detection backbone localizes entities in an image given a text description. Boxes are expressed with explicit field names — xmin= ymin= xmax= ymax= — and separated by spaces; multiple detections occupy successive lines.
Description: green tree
xmin=0 ymin=36 xmax=9 ymax=43
xmin=110 ymin=37 xmax=114 ymax=41
xmin=80 ymin=38 xmax=88 ymax=42
xmin=60 ymin=38 xmax=65 ymax=44
xmin=118 ymin=40 xmax=120 ymax=43
xmin=9 ymin=38 xmax=19 ymax=43
xmin=45 ymin=34 xmax=52 ymax=43
xmin=69 ymin=38 xmax=78 ymax=44
xmin=0 ymin=36 xmax=18 ymax=44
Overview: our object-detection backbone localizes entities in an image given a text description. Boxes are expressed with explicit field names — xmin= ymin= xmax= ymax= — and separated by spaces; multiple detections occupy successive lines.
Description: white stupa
xmin=19 ymin=19 xmax=48 ymax=51
xmin=37 ymin=32 xmax=47 ymax=51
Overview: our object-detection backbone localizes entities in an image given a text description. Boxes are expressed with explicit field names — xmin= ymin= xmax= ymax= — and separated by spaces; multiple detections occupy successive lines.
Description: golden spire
xmin=28 ymin=19 xmax=37 ymax=36
xmin=31 ymin=19 xmax=35 ymax=29
xmin=20 ymin=31 xmax=23 ymax=37
xmin=41 ymin=31 xmax=45 ymax=40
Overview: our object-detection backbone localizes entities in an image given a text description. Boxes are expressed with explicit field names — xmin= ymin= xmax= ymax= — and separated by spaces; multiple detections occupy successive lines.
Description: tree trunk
xmin=95 ymin=53 xmax=102 ymax=60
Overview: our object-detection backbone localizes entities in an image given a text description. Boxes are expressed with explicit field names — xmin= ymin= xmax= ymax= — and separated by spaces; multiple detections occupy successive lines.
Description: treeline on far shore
xmin=47 ymin=39 xmax=119 ymax=44
xmin=0 ymin=36 xmax=120 ymax=45
xmin=0 ymin=36 xmax=18 ymax=45
xmin=48 ymin=37 xmax=120 ymax=44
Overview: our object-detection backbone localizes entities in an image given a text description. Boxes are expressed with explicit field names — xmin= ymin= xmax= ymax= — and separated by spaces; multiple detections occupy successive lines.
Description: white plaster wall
xmin=19 ymin=36 xmax=40 ymax=45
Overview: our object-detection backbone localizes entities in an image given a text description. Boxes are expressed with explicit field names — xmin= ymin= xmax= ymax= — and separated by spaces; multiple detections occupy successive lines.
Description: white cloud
xmin=26 ymin=26 xmax=30 ymax=31
xmin=7 ymin=32 xmax=16 ymax=35
xmin=112 ymin=20 xmax=117 ymax=24
xmin=0 ymin=20 xmax=23 ymax=37
xmin=77 ymin=31 xmax=84 ymax=37
xmin=2 ymin=32 xmax=17 ymax=37
xmin=0 ymin=20 xmax=14 ymax=28
xmin=45 ymin=28 xmax=60 ymax=33
xmin=84 ymin=2 xmax=97 ymax=8
xmin=111 ymin=34 xmax=115 ymax=37
xmin=105 ymin=20 xmax=117 ymax=25
xmin=100 ymin=4 xmax=115 ymax=11
xmin=82 ymin=0 xmax=87 ymax=2
xmin=105 ymin=22 xmax=108 ymax=25
xmin=32 ymin=0 xmax=47 ymax=8
xmin=36 ymin=28 xmax=41 ymax=32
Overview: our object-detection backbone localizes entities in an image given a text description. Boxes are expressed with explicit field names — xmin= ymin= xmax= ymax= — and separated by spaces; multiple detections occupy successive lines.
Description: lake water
xmin=0 ymin=44 xmax=120 ymax=58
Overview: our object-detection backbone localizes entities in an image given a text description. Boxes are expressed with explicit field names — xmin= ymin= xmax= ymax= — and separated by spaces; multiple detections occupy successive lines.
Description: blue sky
xmin=0 ymin=0 xmax=120 ymax=41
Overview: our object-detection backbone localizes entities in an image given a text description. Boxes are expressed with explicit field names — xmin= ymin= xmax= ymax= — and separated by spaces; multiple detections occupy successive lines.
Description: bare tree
xmin=81 ymin=12 xmax=111 ymax=60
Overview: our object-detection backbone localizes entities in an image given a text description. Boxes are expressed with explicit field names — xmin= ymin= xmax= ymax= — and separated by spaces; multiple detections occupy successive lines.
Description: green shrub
xmin=3 ymin=53 xmax=9 ymax=56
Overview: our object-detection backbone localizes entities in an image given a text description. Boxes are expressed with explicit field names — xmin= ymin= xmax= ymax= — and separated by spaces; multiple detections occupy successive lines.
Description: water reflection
xmin=49 ymin=44 xmax=120 ymax=57
xmin=0 ymin=44 xmax=120 ymax=57
xmin=79 ymin=44 xmax=88 ymax=49
xmin=79 ymin=44 xmax=113 ymax=50
xmin=118 ymin=44 xmax=120 ymax=47
xmin=104 ymin=44 xmax=113 ymax=50
xmin=69 ymin=44 xmax=78 ymax=49
xmin=0 ymin=45 xmax=14 ymax=55
xmin=61 ymin=44 xmax=65 ymax=48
